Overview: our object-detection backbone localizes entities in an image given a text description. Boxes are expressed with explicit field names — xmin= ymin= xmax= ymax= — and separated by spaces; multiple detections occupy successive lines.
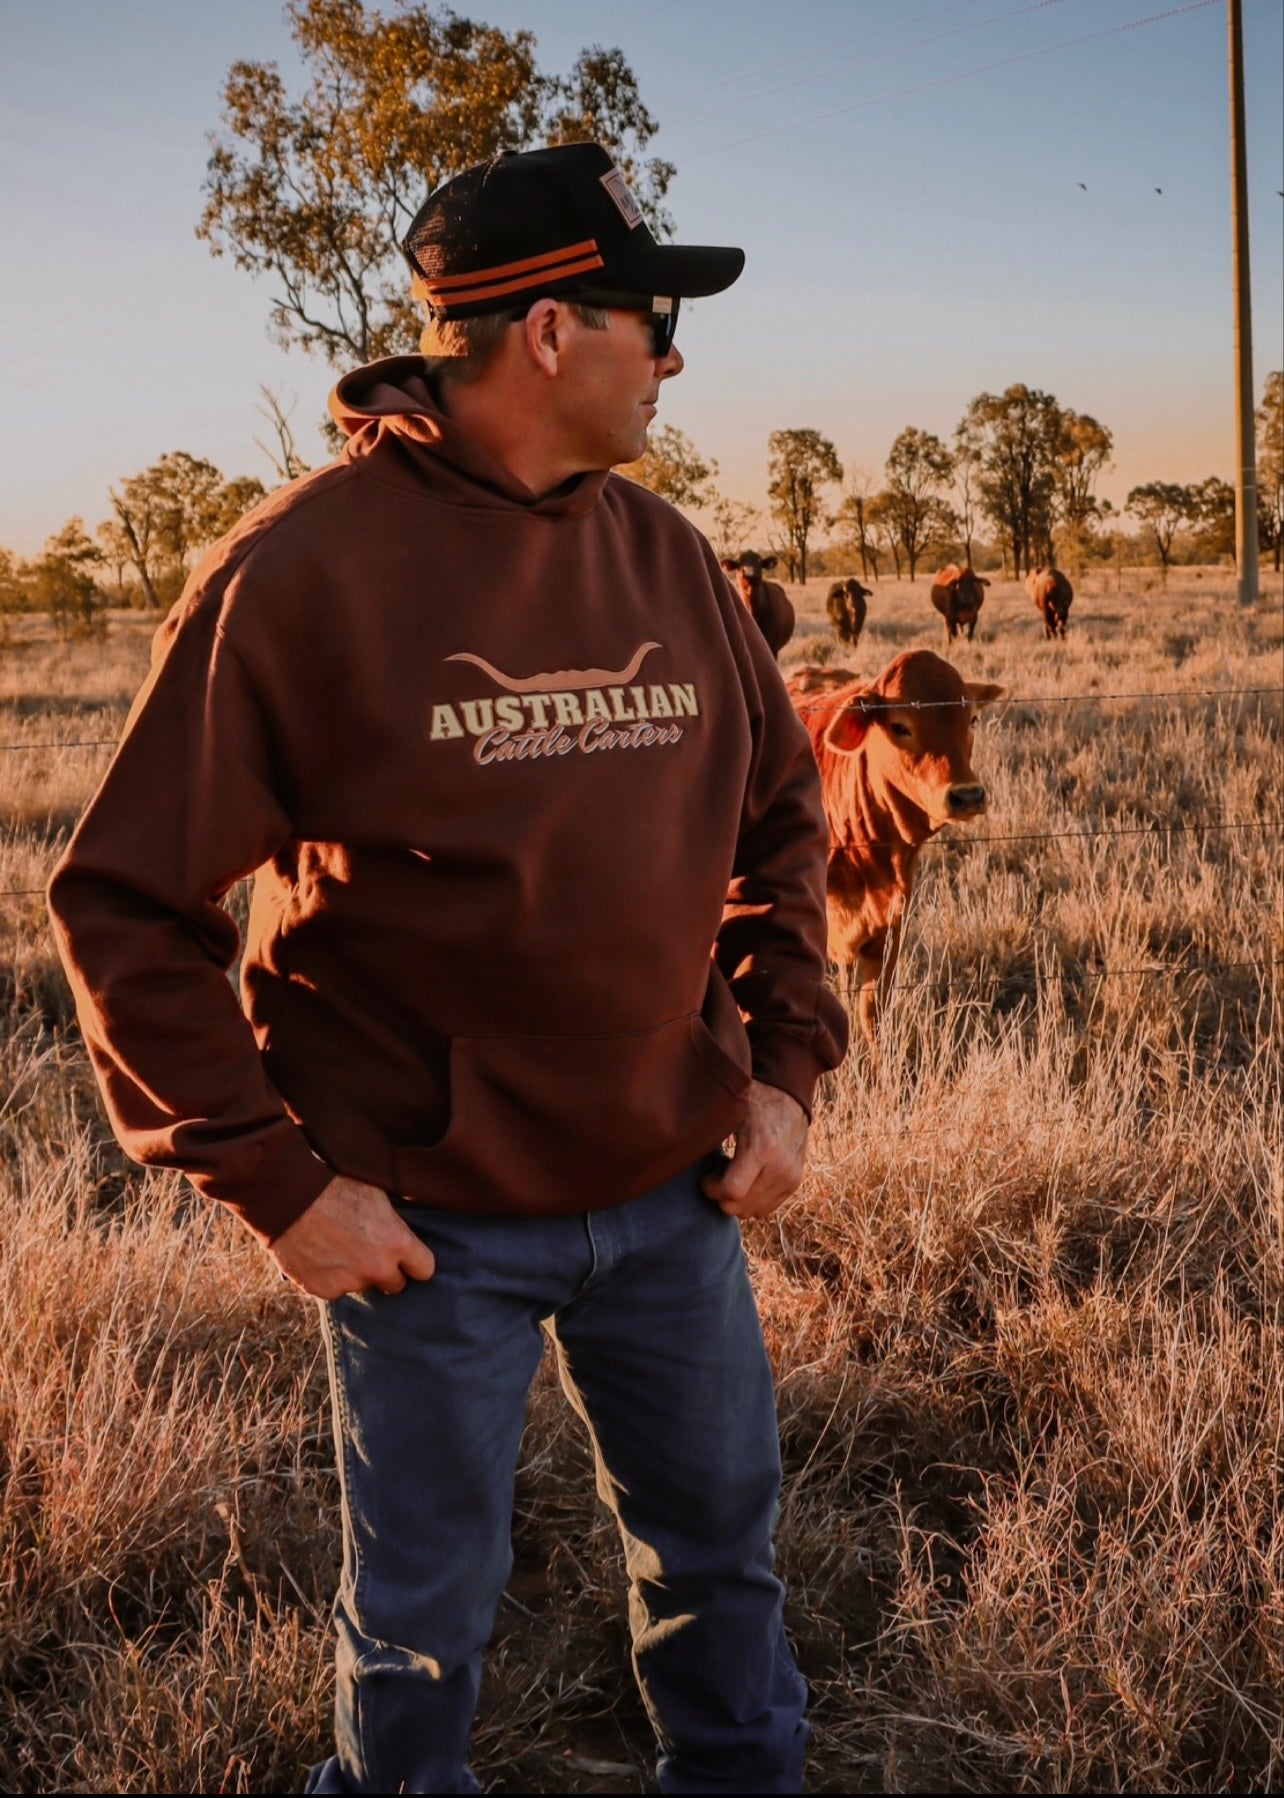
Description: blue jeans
xmin=304 ymin=1161 xmax=808 ymax=1794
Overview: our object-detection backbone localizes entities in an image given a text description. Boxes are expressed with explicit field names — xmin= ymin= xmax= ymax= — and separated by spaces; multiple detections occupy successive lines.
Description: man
xmin=48 ymin=143 xmax=848 ymax=1794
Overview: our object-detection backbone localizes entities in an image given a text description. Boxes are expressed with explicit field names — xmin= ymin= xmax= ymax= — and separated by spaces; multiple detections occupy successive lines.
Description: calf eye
xmin=889 ymin=721 xmax=912 ymax=740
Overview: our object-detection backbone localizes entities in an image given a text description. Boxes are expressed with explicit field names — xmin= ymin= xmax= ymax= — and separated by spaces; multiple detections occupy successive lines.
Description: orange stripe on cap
xmin=422 ymin=238 xmax=601 ymax=292
xmin=425 ymin=253 xmax=606 ymax=312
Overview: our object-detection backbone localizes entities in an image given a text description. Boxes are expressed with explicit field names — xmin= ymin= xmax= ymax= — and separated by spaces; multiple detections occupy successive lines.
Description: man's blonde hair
xmin=419 ymin=299 xmax=610 ymax=385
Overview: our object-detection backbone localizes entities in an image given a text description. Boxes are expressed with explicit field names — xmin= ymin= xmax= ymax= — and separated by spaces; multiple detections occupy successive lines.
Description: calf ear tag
xmin=823 ymin=701 xmax=870 ymax=753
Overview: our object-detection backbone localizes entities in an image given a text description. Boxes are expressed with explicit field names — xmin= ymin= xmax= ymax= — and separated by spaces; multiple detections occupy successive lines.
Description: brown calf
xmin=721 ymin=550 xmax=796 ymax=658
xmin=1027 ymin=566 xmax=1073 ymax=638
xmin=930 ymin=563 xmax=989 ymax=642
xmin=787 ymin=651 xmax=1005 ymax=1045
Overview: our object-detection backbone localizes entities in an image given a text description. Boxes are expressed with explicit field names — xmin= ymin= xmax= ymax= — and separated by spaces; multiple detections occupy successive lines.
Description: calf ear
xmin=978 ymin=577 xmax=991 ymax=587
xmin=761 ymin=555 xmax=778 ymax=571
xmin=823 ymin=700 xmax=870 ymax=753
xmin=964 ymin=681 xmax=1006 ymax=709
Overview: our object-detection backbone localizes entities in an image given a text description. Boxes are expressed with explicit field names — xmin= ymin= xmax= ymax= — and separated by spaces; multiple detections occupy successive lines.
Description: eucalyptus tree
xmin=881 ymin=426 xmax=955 ymax=580
xmin=767 ymin=429 xmax=842 ymax=584
xmin=199 ymin=0 xmax=672 ymax=368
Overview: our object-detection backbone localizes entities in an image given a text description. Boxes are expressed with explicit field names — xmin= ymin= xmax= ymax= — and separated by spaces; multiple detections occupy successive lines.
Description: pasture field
xmin=0 ymin=569 xmax=1281 ymax=1794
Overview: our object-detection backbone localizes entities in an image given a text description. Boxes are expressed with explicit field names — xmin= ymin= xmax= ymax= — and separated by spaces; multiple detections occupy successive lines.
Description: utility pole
xmin=1228 ymin=0 xmax=1259 ymax=607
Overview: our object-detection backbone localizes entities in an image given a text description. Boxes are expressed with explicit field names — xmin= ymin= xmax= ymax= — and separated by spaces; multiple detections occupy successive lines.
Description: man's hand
xmin=701 ymin=1080 xmax=809 ymax=1219
xmin=269 ymin=1176 xmax=436 ymax=1299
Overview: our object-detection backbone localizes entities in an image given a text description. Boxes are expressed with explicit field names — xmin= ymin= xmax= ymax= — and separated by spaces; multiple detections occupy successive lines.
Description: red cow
xmin=787 ymin=651 xmax=1005 ymax=1045
xmin=930 ymin=564 xmax=990 ymax=642
xmin=1027 ymin=566 xmax=1073 ymax=638
xmin=721 ymin=550 xmax=796 ymax=659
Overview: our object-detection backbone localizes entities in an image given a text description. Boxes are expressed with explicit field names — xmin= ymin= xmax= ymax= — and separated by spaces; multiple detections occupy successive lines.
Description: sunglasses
xmin=569 ymin=290 xmax=680 ymax=358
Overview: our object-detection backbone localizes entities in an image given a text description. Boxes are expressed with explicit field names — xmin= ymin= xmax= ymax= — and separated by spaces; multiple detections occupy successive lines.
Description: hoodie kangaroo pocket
xmin=392 ymin=991 xmax=751 ymax=1215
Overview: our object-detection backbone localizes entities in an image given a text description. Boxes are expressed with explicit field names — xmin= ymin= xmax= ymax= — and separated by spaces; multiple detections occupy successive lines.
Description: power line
xmin=670 ymin=0 xmax=1067 ymax=126
xmin=681 ymin=0 xmax=1222 ymax=164
xmin=667 ymin=0 xmax=987 ymax=102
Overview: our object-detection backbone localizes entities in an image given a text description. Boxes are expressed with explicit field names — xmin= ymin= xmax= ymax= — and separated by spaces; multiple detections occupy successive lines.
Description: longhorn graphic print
xmin=445 ymin=643 xmax=662 ymax=693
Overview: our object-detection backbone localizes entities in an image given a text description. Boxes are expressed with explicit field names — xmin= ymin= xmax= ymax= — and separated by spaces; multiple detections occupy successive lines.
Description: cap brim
xmin=614 ymin=242 xmax=745 ymax=299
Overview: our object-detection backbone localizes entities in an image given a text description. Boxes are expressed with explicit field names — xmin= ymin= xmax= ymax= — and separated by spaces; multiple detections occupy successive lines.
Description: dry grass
xmin=1 ymin=573 xmax=1280 ymax=1793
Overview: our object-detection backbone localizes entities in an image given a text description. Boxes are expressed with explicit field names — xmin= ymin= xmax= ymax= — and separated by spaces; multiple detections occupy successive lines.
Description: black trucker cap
xmin=401 ymin=143 xmax=745 ymax=319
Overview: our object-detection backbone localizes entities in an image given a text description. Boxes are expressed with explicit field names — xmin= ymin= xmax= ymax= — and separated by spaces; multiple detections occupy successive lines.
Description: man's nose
xmin=658 ymin=342 xmax=684 ymax=378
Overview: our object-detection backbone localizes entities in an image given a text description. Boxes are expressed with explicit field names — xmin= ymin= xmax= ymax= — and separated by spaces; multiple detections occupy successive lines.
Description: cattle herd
xmin=723 ymin=552 xmax=1074 ymax=663
xmin=723 ymin=551 xmax=1074 ymax=1039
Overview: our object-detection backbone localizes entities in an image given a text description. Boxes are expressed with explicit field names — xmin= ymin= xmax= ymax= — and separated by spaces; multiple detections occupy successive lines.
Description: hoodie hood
xmin=329 ymin=354 xmax=610 ymax=518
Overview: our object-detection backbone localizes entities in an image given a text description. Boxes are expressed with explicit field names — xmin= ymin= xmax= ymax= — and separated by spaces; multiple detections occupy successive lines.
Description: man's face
xmin=557 ymin=308 xmax=684 ymax=470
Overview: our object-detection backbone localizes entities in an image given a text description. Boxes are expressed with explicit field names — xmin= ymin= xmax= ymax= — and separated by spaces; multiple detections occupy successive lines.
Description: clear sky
xmin=1 ymin=0 xmax=1281 ymax=556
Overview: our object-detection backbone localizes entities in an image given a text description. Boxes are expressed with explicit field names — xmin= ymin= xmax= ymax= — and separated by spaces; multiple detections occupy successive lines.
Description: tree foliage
xmin=881 ymin=426 xmax=955 ymax=581
xmin=110 ymin=453 xmax=266 ymax=608
xmin=198 ymin=0 xmax=673 ymax=367
xmin=706 ymin=494 xmax=762 ymax=562
xmin=1257 ymin=369 xmax=1284 ymax=572
xmin=767 ymin=429 xmax=842 ymax=584
xmin=618 ymin=425 xmax=717 ymax=510
xmin=1052 ymin=411 xmax=1112 ymax=534
xmin=957 ymin=385 xmax=1063 ymax=577
xmin=833 ymin=470 xmax=879 ymax=581
xmin=1126 ymin=481 xmax=1194 ymax=574
xmin=31 ymin=519 xmax=106 ymax=640
xmin=865 ymin=491 xmax=902 ymax=579
xmin=950 ymin=428 xmax=984 ymax=567
xmin=1187 ymin=475 xmax=1236 ymax=563
xmin=255 ymin=386 xmax=313 ymax=482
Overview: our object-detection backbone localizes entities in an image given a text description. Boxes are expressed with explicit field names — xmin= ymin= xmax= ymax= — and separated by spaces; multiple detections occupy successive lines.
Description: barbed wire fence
xmin=1 ymin=681 xmax=1280 ymax=999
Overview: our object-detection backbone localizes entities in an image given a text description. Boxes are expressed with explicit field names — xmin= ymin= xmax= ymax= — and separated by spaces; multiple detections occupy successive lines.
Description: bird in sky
xmin=1155 ymin=187 xmax=1163 ymax=195
xmin=1077 ymin=181 xmax=1088 ymax=190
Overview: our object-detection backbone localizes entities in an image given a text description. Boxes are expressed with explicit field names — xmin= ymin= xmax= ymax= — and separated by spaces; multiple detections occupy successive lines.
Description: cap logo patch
xmin=600 ymin=167 xmax=645 ymax=230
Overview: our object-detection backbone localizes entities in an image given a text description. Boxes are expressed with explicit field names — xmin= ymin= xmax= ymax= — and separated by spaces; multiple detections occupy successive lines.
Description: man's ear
xmin=523 ymin=298 xmax=564 ymax=377
xmin=964 ymin=681 xmax=1006 ymax=709
xmin=823 ymin=700 xmax=870 ymax=753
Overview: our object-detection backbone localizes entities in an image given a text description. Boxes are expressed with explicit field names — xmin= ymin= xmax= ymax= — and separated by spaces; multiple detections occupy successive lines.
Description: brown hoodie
xmin=48 ymin=359 xmax=847 ymax=1244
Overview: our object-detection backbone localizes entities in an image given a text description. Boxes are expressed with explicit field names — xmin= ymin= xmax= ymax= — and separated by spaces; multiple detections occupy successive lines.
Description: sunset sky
xmin=1 ymin=0 xmax=1281 ymax=557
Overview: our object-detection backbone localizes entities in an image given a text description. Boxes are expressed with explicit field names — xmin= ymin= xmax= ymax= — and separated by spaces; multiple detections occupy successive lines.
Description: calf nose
xmin=947 ymin=784 xmax=986 ymax=816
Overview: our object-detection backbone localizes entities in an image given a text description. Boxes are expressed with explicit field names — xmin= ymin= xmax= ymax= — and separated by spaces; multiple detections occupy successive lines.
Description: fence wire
xmin=791 ymin=684 xmax=1283 ymax=714
xmin=845 ymin=956 xmax=1283 ymax=1001
xmin=0 ymin=683 xmax=1281 ymax=751
xmin=2 ymin=816 xmax=1279 ymax=902
xmin=2 ymin=680 xmax=1279 ymax=1002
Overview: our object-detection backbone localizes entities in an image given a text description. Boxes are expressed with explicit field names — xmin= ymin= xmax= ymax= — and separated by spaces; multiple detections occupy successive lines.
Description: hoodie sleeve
xmin=47 ymin=576 xmax=334 ymax=1245
xmin=709 ymin=555 xmax=850 ymax=1115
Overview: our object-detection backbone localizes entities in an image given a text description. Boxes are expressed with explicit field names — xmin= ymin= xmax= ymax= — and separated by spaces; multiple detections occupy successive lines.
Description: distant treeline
xmin=625 ymin=371 xmax=1284 ymax=586
xmin=3 ymin=372 xmax=1281 ymax=640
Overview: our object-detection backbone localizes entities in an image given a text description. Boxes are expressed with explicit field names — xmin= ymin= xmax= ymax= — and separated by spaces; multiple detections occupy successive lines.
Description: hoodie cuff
xmin=745 ymin=1025 xmax=832 ymax=1122
xmin=199 ymin=1127 xmax=336 ymax=1247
